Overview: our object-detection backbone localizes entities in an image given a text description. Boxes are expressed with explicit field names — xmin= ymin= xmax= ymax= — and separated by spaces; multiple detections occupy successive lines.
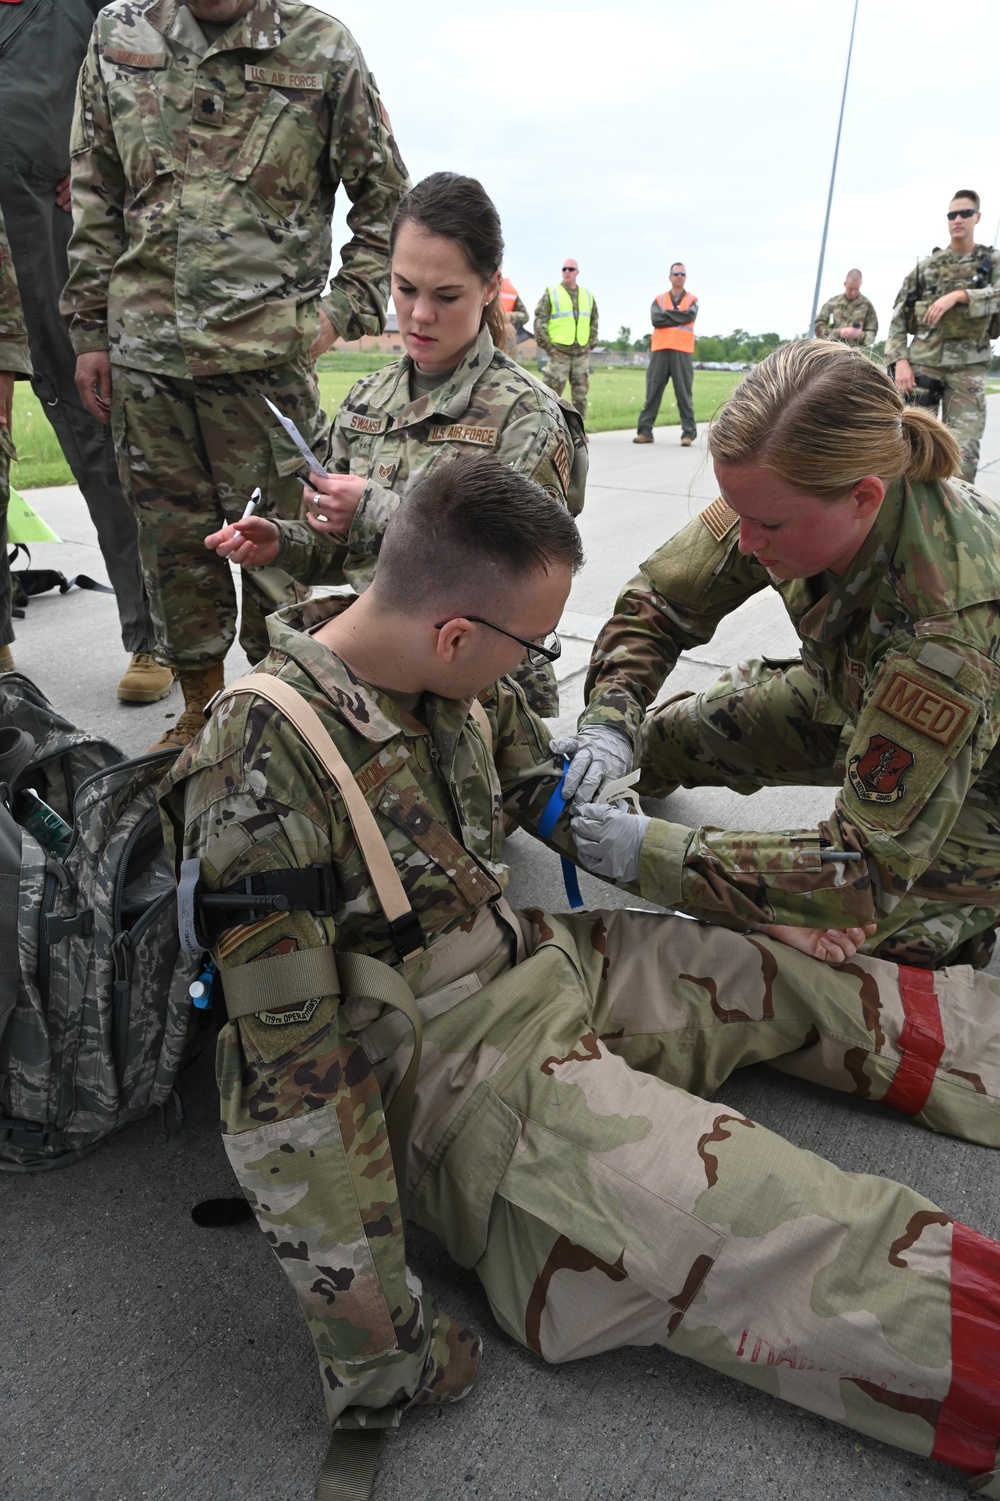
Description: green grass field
xmin=8 ymin=362 xmax=741 ymax=489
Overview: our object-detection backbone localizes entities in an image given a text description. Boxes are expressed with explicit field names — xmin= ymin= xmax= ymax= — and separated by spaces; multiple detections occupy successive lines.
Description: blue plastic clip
xmin=537 ymin=758 xmax=584 ymax=910
xmin=188 ymin=959 xmax=217 ymax=1011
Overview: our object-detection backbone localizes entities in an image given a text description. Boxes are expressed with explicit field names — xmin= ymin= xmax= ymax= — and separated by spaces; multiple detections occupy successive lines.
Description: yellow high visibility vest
xmin=547 ymin=284 xmax=593 ymax=347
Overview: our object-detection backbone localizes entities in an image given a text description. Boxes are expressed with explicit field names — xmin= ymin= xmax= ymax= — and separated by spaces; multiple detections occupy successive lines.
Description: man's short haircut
xmin=372 ymin=455 xmax=585 ymax=617
xmin=846 ymin=268 xmax=862 ymax=280
xmin=670 ymin=262 xmax=686 ymax=274
xmin=952 ymin=189 xmax=980 ymax=210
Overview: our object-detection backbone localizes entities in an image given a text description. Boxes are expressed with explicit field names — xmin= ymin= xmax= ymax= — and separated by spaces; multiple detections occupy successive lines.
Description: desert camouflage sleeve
xmin=859 ymin=297 xmax=879 ymax=346
xmin=318 ymin=41 xmax=410 ymax=342
xmin=580 ymin=507 xmax=769 ymax=747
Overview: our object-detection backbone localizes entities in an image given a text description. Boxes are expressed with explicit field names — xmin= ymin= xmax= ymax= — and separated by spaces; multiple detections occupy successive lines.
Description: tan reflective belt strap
xmin=220 ymin=945 xmax=340 ymax=1021
xmin=315 ymin=1427 xmax=384 ymax=1501
xmin=221 ymin=675 xmax=422 ymax=957
xmin=338 ymin=950 xmax=422 ymax=1195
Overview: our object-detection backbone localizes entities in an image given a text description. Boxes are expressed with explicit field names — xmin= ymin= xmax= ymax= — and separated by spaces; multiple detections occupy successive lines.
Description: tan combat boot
xmin=146 ymin=663 xmax=225 ymax=755
xmin=118 ymin=647 xmax=175 ymax=704
xmin=0 ymin=645 xmax=13 ymax=673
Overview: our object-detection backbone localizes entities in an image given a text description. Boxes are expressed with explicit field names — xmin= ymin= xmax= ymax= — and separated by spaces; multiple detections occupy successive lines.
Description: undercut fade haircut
xmin=952 ymin=189 xmax=980 ymax=210
xmin=372 ymin=455 xmax=585 ymax=616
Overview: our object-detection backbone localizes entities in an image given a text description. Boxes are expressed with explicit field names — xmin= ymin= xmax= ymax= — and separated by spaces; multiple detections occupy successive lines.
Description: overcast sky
xmin=316 ymin=0 xmax=1000 ymax=343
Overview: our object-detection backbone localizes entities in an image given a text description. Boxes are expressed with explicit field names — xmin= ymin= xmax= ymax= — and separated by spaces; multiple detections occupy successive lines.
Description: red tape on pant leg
xmin=931 ymin=1221 xmax=1000 ymax=1475
xmin=881 ymin=966 xmax=944 ymax=1117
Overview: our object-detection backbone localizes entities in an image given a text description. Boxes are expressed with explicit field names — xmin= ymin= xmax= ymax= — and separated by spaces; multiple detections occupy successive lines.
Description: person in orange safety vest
xmin=634 ymin=263 xmax=699 ymax=446
xmin=500 ymin=275 xmax=528 ymax=359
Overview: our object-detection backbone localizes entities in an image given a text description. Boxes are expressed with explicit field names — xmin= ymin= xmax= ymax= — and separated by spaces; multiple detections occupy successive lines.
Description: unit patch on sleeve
xmin=875 ymin=669 xmax=972 ymax=748
xmin=848 ymin=735 xmax=915 ymax=803
xmin=700 ymin=497 xmax=740 ymax=541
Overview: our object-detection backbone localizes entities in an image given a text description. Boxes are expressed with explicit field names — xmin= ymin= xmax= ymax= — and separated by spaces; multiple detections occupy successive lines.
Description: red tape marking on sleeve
xmin=881 ymin=965 xmax=944 ymax=1117
xmin=931 ymin=1220 xmax=1000 ymax=1475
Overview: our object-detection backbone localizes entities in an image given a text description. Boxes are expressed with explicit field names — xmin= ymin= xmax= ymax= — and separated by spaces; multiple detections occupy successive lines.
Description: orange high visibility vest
xmin=500 ymin=278 xmax=519 ymax=314
xmin=651 ymin=290 xmax=697 ymax=353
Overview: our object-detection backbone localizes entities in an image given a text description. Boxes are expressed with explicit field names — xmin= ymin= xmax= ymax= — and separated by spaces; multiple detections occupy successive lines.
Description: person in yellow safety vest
xmin=500 ymin=275 xmax=528 ymax=360
xmin=533 ymin=258 xmax=599 ymax=419
xmin=634 ymin=263 xmax=699 ymax=446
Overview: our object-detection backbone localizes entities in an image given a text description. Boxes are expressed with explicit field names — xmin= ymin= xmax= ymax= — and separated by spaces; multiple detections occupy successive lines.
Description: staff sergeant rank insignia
xmin=848 ymin=735 xmax=915 ymax=803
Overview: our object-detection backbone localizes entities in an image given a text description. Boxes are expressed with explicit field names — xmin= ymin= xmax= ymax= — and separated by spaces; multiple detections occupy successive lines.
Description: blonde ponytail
xmin=900 ymin=406 xmax=960 ymax=483
xmin=709 ymin=341 xmax=961 ymax=497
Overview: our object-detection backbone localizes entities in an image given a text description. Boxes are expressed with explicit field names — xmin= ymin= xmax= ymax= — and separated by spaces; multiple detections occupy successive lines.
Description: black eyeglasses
xmin=561 ymin=267 xmax=577 ymax=273
xmin=434 ymin=617 xmax=562 ymax=664
xmin=947 ymin=208 xmax=977 ymax=220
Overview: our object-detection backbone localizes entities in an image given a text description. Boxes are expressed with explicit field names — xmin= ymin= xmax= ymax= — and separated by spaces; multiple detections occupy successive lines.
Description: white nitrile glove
xmin=570 ymin=801 xmax=651 ymax=883
xmin=548 ymin=726 xmax=633 ymax=804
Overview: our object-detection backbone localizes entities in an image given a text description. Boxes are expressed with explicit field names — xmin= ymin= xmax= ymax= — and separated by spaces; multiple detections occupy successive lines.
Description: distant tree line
xmin=608 ymin=326 xmax=787 ymax=362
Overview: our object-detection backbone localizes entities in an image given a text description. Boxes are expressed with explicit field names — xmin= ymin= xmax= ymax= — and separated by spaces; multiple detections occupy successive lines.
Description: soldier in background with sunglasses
xmin=886 ymin=190 xmax=1000 ymax=481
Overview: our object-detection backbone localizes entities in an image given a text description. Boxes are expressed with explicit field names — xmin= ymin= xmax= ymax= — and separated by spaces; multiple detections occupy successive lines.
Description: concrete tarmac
xmin=3 ymin=405 xmax=1000 ymax=1501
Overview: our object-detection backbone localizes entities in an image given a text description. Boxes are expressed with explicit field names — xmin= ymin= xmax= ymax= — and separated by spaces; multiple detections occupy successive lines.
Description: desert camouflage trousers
xmin=911 ymin=365 xmax=986 ymax=483
xmin=402 ymin=908 xmax=1000 ymax=1496
xmin=638 ymin=658 xmax=1000 ymax=968
xmin=541 ymin=347 xmax=591 ymax=420
xmin=111 ymin=359 xmax=330 ymax=668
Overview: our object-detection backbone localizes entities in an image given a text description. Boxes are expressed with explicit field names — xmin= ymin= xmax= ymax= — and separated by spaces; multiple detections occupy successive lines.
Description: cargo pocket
xmin=231 ymin=89 xmax=320 ymax=222
xmin=224 ymin=1098 xmax=398 ymax=1357
xmin=409 ymin=1084 xmax=521 ymax=1269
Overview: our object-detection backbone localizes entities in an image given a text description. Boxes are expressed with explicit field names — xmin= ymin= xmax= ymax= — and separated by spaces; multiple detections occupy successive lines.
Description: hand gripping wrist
xmin=569 ymin=801 xmax=650 ymax=883
xmin=548 ymin=726 xmax=633 ymax=803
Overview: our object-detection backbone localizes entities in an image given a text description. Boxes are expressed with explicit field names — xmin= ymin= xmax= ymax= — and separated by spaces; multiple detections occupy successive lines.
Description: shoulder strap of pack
xmin=222 ymin=673 xmax=423 ymax=959
xmin=468 ymin=695 xmax=491 ymax=745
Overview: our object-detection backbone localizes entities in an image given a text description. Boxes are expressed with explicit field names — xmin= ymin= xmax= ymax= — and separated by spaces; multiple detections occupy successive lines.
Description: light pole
xmin=808 ymin=0 xmax=860 ymax=337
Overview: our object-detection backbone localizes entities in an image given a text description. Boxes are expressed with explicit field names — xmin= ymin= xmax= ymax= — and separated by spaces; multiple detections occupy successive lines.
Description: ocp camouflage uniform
xmin=885 ymin=243 xmax=1000 ymax=482
xmin=533 ymin=285 xmax=598 ymax=419
xmin=0 ymin=207 xmax=32 ymax=652
xmin=61 ymin=0 xmax=409 ymax=666
xmin=814 ymin=291 xmax=879 ymax=346
xmin=581 ymin=480 xmax=1000 ymax=969
xmin=161 ymin=593 xmax=1000 ymax=1496
xmin=271 ymin=324 xmax=587 ymax=713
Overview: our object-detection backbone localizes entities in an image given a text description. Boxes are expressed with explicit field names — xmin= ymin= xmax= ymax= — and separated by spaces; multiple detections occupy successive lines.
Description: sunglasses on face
xmin=947 ymin=208 xmax=977 ymax=220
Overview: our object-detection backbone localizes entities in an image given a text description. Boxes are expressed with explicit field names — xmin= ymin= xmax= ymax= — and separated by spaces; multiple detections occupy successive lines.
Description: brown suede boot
xmin=146 ymin=663 xmax=226 ymax=755
xmin=0 ymin=645 xmax=14 ymax=673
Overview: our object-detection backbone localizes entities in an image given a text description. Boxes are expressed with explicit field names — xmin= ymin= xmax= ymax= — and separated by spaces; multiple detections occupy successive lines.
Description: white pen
xmin=233 ymin=488 xmax=261 ymax=540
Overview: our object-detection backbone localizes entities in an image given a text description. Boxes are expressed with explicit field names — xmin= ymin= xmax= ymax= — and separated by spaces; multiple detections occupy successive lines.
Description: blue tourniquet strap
xmin=538 ymin=760 xmax=584 ymax=910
